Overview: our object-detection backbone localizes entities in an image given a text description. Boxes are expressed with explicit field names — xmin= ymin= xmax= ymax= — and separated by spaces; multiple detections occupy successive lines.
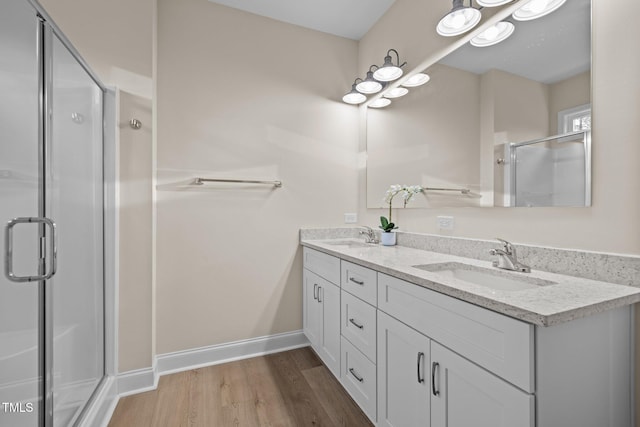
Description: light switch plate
xmin=344 ymin=213 xmax=358 ymax=224
xmin=437 ymin=215 xmax=455 ymax=230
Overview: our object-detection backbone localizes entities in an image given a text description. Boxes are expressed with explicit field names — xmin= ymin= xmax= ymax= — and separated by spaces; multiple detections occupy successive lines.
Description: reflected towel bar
xmin=193 ymin=177 xmax=282 ymax=188
xmin=424 ymin=187 xmax=470 ymax=195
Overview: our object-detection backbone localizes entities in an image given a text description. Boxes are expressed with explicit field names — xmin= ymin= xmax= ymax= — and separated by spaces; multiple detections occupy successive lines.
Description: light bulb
xmin=483 ymin=25 xmax=500 ymax=41
xmin=448 ymin=11 xmax=466 ymax=29
xmin=343 ymin=92 xmax=366 ymax=104
xmin=527 ymin=0 xmax=548 ymax=13
xmin=513 ymin=0 xmax=565 ymax=21
xmin=402 ymin=73 xmax=430 ymax=87
xmin=384 ymin=87 xmax=409 ymax=99
xmin=369 ymin=98 xmax=391 ymax=108
xmin=470 ymin=22 xmax=514 ymax=47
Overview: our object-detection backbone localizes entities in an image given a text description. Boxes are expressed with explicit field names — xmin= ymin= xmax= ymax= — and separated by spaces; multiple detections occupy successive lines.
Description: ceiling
xmin=207 ymin=0 xmax=396 ymax=40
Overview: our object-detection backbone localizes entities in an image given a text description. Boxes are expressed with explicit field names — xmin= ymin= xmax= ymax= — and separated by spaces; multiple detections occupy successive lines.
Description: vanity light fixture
xmin=356 ymin=65 xmax=384 ymax=94
xmin=402 ymin=73 xmax=430 ymax=87
xmin=512 ymin=0 xmax=566 ymax=21
xmin=373 ymin=49 xmax=407 ymax=82
xmin=436 ymin=0 xmax=482 ymax=37
xmin=384 ymin=87 xmax=409 ymax=99
xmin=476 ymin=0 xmax=513 ymax=6
xmin=369 ymin=98 xmax=392 ymax=108
xmin=470 ymin=21 xmax=515 ymax=47
xmin=342 ymin=79 xmax=367 ymax=105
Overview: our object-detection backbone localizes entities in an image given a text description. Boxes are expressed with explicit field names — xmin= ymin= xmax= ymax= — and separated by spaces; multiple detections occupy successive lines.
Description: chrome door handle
xmin=313 ymin=284 xmax=318 ymax=300
xmin=5 ymin=217 xmax=57 ymax=282
xmin=317 ymin=286 xmax=322 ymax=303
xmin=417 ymin=352 xmax=425 ymax=383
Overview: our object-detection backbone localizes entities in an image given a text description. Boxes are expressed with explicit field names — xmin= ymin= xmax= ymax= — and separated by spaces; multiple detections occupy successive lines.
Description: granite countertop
xmin=300 ymin=238 xmax=640 ymax=327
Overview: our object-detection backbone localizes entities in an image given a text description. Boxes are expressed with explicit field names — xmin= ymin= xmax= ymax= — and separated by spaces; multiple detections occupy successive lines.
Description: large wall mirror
xmin=366 ymin=0 xmax=591 ymax=209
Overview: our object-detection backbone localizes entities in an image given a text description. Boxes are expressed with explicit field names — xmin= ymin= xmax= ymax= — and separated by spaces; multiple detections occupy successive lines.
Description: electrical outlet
xmin=437 ymin=215 xmax=455 ymax=230
xmin=344 ymin=213 xmax=358 ymax=224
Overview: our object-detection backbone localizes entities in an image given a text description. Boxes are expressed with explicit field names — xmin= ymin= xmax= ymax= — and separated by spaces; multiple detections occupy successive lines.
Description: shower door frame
xmin=25 ymin=1 xmax=117 ymax=426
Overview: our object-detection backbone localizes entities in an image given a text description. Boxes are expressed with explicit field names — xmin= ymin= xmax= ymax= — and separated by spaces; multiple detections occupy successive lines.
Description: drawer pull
xmin=349 ymin=277 xmax=365 ymax=286
xmin=318 ymin=286 xmax=323 ymax=303
xmin=349 ymin=318 xmax=364 ymax=329
xmin=432 ymin=362 xmax=440 ymax=396
xmin=417 ymin=352 xmax=425 ymax=383
xmin=313 ymin=284 xmax=318 ymax=300
xmin=349 ymin=368 xmax=364 ymax=383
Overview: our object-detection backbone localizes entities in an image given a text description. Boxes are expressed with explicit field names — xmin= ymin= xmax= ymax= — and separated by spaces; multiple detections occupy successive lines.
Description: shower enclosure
xmin=1 ymin=0 xmax=107 ymax=425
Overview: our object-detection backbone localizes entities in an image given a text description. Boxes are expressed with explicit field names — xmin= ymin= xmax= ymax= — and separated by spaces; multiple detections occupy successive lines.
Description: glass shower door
xmin=0 ymin=2 xmax=43 ymax=426
xmin=48 ymin=33 xmax=105 ymax=426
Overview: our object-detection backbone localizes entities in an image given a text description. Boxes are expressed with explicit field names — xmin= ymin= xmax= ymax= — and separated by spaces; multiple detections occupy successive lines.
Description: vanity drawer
xmin=377 ymin=273 xmax=534 ymax=392
xmin=341 ymin=337 xmax=377 ymax=423
xmin=341 ymin=261 xmax=377 ymax=305
xmin=341 ymin=290 xmax=376 ymax=362
xmin=303 ymin=247 xmax=340 ymax=285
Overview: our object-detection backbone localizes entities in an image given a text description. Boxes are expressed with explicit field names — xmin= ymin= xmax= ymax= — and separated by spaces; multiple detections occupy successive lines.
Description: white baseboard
xmin=116 ymin=330 xmax=309 ymax=398
xmin=77 ymin=376 xmax=118 ymax=427
xmin=117 ymin=365 xmax=158 ymax=397
xmin=157 ymin=330 xmax=309 ymax=375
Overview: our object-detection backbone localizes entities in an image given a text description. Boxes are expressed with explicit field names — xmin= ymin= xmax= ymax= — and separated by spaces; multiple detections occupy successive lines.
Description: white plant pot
xmin=381 ymin=231 xmax=396 ymax=246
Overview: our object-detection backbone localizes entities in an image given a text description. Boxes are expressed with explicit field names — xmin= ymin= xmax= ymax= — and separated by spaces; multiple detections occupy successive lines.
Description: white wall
xmin=358 ymin=0 xmax=640 ymax=255
xmin=155 ymin=0 xmax=359 ymax=354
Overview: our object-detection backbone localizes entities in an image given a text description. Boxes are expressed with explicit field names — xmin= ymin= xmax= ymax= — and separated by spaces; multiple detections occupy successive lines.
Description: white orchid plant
xmin=380 ymin=184 xmax=424 ymax=232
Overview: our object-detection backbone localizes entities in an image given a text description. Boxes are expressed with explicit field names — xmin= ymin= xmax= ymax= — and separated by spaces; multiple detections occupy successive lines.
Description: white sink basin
xmin=323 ymin=239 xmax=375 ymax=248
xmin=413 ymin=262 xmax=556 ymax=292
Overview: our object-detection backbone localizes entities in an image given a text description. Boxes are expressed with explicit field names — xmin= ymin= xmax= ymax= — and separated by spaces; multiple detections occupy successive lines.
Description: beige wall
xmin=490 ymin=69 xmax=550 ymax=143
xmin=40 ymin=0 xmax=155 ymax=372
xmin=359 ymin=0 xmax=640 ymax=255
xmin=156 ymin=0 xmax=358 ymax=354
xmin=118 ymin=92 xmax=153 ymax=372
xmin=367 ymin=64 xmax=481 ymax=209
xmin=40 ymin=0 xmax=153 ymax=94
xmin=549 ymin=71 xmax=591 ymax=133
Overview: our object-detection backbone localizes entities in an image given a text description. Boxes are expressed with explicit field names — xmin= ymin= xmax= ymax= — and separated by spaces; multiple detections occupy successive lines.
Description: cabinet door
xmin=303 ymin=269 xmax=322 ymax=348
xmin=431 ymin=342 xmax=534 ymax=427
xmin=377 ymin=312 xmax=430 ymax=427
xmin=318 ymin=280 xmax=341 ymax=377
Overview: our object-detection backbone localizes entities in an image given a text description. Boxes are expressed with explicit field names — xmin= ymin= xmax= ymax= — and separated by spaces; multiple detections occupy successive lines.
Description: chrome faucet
xmin=490 ymin=238 xmax=531 ymax=273
xmin=359 ymin=226 xmax=379 ymax=244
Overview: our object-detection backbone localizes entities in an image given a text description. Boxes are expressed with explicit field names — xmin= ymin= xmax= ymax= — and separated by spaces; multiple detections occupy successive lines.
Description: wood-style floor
xmin=108 ymin=347 xmax=373 ymax=426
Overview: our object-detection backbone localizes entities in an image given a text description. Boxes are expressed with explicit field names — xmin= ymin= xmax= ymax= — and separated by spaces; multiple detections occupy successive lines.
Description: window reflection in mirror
xmin=366 ymin=0 xmax=591 ymax=208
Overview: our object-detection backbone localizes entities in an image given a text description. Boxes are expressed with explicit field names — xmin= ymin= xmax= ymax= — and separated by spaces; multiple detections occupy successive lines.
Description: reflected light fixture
xmin=384 ymin=87 xmax=409 ymax=99
xmin=342 ymin=79 xmax=367 ymax=105
xmin=373 ymin=49 xmax=407 ymax=82
xmin=476 ymin=0 xmax=513 ymax=6
xmin=512 ymin=0 xmax=566 ymax=21
xmin=470 ymin=21 xmax=515 ymax=47
xmin=356 ymin=65 xmax=383 ymax=94
xmin=402 ymin=73 xmax=430 ymax=87
xmin=436 ymin=0 xmax=482 ymax=37
xmin=369 ymin=98 xmax=392 ymax=108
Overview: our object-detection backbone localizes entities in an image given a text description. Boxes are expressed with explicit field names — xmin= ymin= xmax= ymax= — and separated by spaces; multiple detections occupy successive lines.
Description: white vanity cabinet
xmin=430 ymin=341 xmax=533 ymax=427
xmin=377 ymin=306 xmax=533 ymax=427
xmin=302 ymin=248 xmax=341 ymax=377
xmin=302 ymin=245 xmax=632 ymax=427
xmin=377 ymin=311 xmax=431 ymax=427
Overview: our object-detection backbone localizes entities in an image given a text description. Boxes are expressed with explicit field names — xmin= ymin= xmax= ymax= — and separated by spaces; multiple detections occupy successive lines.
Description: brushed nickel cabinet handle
xmin=417 ymin=352 xmax=425 ymax=384
xmin=349 ymin=368 xmax=364 ymax=383
xmin=349 ymin=318 xmax=364 ymax=329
